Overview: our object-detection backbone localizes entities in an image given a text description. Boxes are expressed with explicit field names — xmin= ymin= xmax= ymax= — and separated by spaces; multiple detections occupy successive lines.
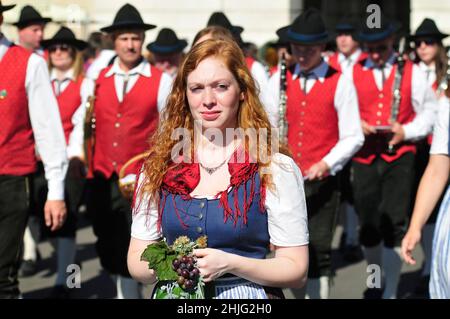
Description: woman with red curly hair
xmin=127 ymin=39 xmax=309 ymax=298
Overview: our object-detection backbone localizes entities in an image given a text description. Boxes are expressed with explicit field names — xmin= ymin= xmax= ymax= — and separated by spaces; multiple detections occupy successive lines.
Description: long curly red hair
xmin=139 ymin=39 xmax=289 ymax=203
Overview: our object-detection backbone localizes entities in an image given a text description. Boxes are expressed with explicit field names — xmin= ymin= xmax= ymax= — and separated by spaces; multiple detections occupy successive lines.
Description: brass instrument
xmin=278 ymin=53 xmax=288 ymax=144
xmin=118 ymin=151 xmax=150 ymax=200
xmin=83 ymin=95 xmax=96 ymax=177
xmin=436 ymin=47 xmax=450 ymax=97
xmin=387 ymin=37 xmax=407 ymax=154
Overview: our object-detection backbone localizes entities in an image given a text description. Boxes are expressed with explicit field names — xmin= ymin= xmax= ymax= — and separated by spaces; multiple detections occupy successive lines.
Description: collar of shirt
xmin=364 ymin=52 xmax=397 ymax=70
xmin=338 ymin=48 xmax=362 ymax=65
xmin=292 ymin=59 xmax=328 ymax=83
xmin=105 ymin=56 xmax=151 ymax=78
xmin=418 ymin=61 xmax=435 ymax=73
xmin=50 ymin=68 xmax=75 ymax=82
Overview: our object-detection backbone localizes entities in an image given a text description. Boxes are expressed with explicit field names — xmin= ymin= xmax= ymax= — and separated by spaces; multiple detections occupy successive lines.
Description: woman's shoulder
xmin=269 ymin=153 xmax=303 ymax=178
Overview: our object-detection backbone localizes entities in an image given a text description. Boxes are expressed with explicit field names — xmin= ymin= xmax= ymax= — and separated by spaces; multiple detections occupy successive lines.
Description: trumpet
xmin=118 ymin=151 xmax=150 ymax=200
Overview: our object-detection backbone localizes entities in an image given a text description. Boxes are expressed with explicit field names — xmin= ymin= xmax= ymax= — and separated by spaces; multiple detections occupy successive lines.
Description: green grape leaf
xmin=141 ymin=241 xmax=178 ymax=281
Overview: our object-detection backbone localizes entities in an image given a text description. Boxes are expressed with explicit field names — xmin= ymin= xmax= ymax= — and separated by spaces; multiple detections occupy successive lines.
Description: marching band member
xmin=351 ymin=12 xmax=437 ymax=299
xmin=0 ymin=1 xmax=68 ymax=299
xmin=269 ymin=8 xmax=364 ymax=298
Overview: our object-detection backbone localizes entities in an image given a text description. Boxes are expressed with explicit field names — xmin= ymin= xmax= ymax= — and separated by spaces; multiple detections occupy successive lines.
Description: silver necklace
xmin=199 ymin=158 xmax=228 ymax=175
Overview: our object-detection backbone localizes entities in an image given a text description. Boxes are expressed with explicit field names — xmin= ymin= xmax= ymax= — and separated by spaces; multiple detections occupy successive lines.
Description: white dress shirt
xmin=269 ymin=60 xmax=364 ymax=175
xmin=0 ymin=35 xmax=68 ymax=200
xmin=363 ymin=53 xmax=438 ymax=140
xmin=250 ymin=60 xmax=278 ymax=127
xmin=131 ymin=152 xmax=309 ymax=246
xmin=50 ymin=68 xmax=93 ymax=159
xmin=85 ymin=49 xmax=116 ymax=81
xmin=337 ymin=48 xmax=363 ymax=74
xmin=430 ymin=97 xmax=449 ymax=155
xmin=418 ymin=61 xmax=437 ymax=89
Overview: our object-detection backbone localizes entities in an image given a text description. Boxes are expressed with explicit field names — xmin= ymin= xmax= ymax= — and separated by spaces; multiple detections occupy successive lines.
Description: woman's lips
xmin=200 ymin=111 xmax=221 ymax=121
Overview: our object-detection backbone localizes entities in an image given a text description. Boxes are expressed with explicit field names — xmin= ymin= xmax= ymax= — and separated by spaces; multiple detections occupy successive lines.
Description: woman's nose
xmin=202 ymin=88 xmax=216 ymax=107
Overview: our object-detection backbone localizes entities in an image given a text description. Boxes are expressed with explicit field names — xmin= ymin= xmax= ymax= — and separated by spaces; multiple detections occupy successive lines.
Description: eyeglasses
xmin=413 ymin=39 xmax=438 ymax=47
xmin=48 ymin=44 xmax=71 ymax=53
xmin=366 ymin=44 xmax=389 ymax=53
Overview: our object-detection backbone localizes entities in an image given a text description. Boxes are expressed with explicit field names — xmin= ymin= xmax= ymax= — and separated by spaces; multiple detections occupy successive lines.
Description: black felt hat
xmin=355 ymin=11 xmax=401 ymax=43
xmin=207 ymin=12 xmax=243 ymax=37
xmin=0 ymin=1 xmax=15 ymax=13
xmin=410 ymin=18 xmax=448 ymax=40
xmin=147 ymin=28 xmax=187 ymax=54
xmin=41 ymin=26 xmax=88 ymax=50
xmin=100 ymin=3 xmax=156 ymax=33
xmin=282 ymin=8 xmax=330 ymax=45
xmin=13 ymin=5 xmax=52 ymax=28
xmin=335 ymin=15 xmax=357 ymax=33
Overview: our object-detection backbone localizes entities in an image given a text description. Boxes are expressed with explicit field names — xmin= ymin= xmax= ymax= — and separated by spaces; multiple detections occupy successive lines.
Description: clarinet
xmin=387 ymin=37 xmax=407 ymax=154
xmin=436 ymin=47 xmax=450 ymax=97
xmin=83 ymin=95 xmax=96 ymax=177
xmin=278 ymin=53 xmax=288 ymax=144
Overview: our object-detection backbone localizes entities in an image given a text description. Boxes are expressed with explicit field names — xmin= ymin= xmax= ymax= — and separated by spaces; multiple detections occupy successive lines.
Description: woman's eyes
xmin=189 ymin=83 xmax=229 ymax=93
xmin=215 ymin=84 xmax=229 ymax=91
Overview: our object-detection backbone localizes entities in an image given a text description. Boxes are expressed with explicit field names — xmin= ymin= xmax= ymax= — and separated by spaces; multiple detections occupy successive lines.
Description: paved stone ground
xmin=19 ymin=213 xmax=427 ymax=299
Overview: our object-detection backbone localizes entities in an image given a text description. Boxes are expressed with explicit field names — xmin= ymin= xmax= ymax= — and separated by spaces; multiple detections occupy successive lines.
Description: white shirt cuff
xmin=47 ymin=179 xmax=65 ymax=200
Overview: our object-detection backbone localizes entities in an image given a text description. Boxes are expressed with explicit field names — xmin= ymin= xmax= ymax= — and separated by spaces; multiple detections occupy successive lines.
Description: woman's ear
xmin=240 ymin=92 xmax=245 ymax=101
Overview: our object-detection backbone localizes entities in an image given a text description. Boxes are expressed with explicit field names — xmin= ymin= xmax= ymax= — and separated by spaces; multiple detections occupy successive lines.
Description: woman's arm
xmin=401 ymin=154 xmax=449 ymax=264
xmin=194 ymin=245 xmax=308 ymax=288
xmin=127 ymin=237 xmax=159 ymax=284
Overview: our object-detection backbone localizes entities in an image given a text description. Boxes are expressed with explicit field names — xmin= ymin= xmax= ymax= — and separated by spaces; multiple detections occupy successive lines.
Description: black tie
xmin=379 ymin=64 xmax=386 ymax=88
xmin=300 ymin=71 xmax=314 ymax=94
xmin=122 ymin=74 xmax=129 ymax=101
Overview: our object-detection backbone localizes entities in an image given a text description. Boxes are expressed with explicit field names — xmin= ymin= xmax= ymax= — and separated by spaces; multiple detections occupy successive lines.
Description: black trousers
xmin=0 ymin=175 xmax=30 ymax=299
xmin=305 ymin=176 xmax=340 ymax=278
xmin=87 ymin=174 xmax=132 ymax=277
xmin=352 ymin=152 xmax=415 ymax=248
xmin=30 ymin=162 xmax=84 ymax=239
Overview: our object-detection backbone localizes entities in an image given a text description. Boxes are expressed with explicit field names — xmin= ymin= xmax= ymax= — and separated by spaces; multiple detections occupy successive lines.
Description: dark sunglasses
xmin=48 ymin=44 xmax=71 ymax=53
xmin=413 ymin=39 xmax=438 ymax=47
xmin=367 ymin=44 xmax=389 ymax=53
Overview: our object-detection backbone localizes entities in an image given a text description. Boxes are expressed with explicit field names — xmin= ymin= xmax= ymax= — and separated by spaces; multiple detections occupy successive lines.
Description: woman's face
xmin=187 ymin=56 xmax=243 ymax=132
xmin=415 ymin=38 xmax=439 ymax=65
xmin=49 ymin=44 xmax=74 ymax=71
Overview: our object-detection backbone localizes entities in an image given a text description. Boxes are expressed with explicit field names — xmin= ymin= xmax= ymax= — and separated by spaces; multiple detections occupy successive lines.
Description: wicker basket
xmin=118 ymin=151 xmax=150 ymax=200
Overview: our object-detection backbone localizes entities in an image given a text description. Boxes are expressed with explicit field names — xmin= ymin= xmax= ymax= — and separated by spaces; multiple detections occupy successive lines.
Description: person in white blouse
xmin=269 ymin=8 xmax=364 ymax=299
xmin=402 ymin=95 xmax=450 ymax=299
xmin=74 ymin=3 xmax=172 ymax=299
xmin=128 ymin=38 xmax=309 ymax=299
xmin=406 ymin=18 xmax=449 ymax=296
xmin=351 ymin=12 xmax=438 ymax=299
xmin=0 ymin=1 xmax=68 ymax=299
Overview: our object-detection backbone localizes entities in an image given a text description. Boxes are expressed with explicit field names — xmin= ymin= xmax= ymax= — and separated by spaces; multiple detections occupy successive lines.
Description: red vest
xmin=245 ymin=57 xmax=255 ymax=71
xmin=55 ymin=77 xmax=83 ymax=144
xmin=328 ymin=51 xmax=368 ymax=72
xmin=92 ymin=65 xmax=162 ymax=178
xmin=286 ymin=67 xmax=340 ymax=175
xmin=353 ymin=59 xmax=416 ymax=164
xmin=0 ymin=45 xmax=36 ymax=176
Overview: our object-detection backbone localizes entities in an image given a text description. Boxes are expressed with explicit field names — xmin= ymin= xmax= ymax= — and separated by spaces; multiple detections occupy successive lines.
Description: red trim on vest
xmin=92 ymin=65 xmax=162 ymax=178
xmin=286 ymin=67 xmax=341 ymax=175
xmin=0 ymin=46 xmax=35 ymax=175
xmin=245 ymin=57 xmax=255 ymax=71
xmin=55 ymin=77 xmax=83 ymax=144
xmin=353 ymin=60 xmax=416 ymax=164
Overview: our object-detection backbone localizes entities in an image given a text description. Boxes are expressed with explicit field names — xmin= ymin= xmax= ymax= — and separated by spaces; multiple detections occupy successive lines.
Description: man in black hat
xmin=0 ymin=1 xmax=68 ymax=299
xmin=205 ymin=11 xmax=277 ymax=126
xmin=147 ymin=28 xmax=187 ymax=78
xmin=269 ymin=8 xmax=364 ymax=298
xmin=14 ymin=5 xmax=51 ymax=55
xmin=74 ymin=3 xmax=172 ymax=299
xmin=351 ymin=11 xmax=438 ymax=299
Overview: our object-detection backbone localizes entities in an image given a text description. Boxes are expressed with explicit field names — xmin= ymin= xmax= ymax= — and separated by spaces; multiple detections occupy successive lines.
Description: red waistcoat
xmin=286 ymin=67 xmax=340 ymax=175
xmin=0 ymin=45 xmax=36 ymax=176
xmin=328 ymin=51 xmax=368 ymax=72
xmin=92 ymin=65 xmax=162 ymax=178
xmin=55 ymin=77 xmax=83 ymax=144
xmin=353 ymin=59 xmax=416 ymax=164
xmin=245 ymin=57 xmax=255 ymax=71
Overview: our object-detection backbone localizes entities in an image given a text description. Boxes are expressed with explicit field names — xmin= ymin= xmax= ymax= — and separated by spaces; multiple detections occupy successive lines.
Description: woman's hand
xmin=193 ymin=248 xmax=231 ymax=282
xmin=401 ymin=228 xmax=422 ymax=265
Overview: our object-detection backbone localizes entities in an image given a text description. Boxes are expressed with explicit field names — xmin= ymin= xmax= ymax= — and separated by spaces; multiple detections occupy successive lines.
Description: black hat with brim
xmin=285 ymin=8 xmax=331 ymax=45
xmin=275 ymin=25 xmax=290 ymax=46
xmin=147 ymin=28 xmax=187 ymax=54
xmin=41 ymin=26 xmax=88 ymax=50
xmin=0 ymin=1 xmax=15 ymax=13
xmin=207 ymin=12 xmax=244 ymax=37
xmin=354 ymin=12 xmax=401 ymax=43
xmin=335 ymin=15 xmax=357 ymax=33
xmin=409 ymin=18 xmax=448 ymax=40
xmin=13 ymin=5 xmax=52 ymax=28
xmin=100 ymin=3 xmax=156 ymax=33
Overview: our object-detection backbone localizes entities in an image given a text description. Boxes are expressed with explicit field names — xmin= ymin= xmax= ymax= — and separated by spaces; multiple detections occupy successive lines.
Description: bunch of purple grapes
xmin=172 ymin=255 xmax=200 ymax=291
